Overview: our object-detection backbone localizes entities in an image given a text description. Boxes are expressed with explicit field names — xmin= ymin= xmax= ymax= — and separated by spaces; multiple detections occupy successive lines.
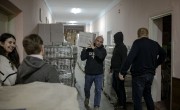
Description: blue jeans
xmin=132 ymin=73 xmax=154 ymax=110
xmin=84 ymin=74 xmax=103 ymax=107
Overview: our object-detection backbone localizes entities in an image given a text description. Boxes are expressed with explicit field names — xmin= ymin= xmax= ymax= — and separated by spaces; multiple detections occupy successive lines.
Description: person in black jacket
xmin=119 ymin=28 xmax=166 ymax=110
xmin=81 ymin=36 xmax=107 ymax=110
xmin=110 ymin=32 xmax=127 ymax=109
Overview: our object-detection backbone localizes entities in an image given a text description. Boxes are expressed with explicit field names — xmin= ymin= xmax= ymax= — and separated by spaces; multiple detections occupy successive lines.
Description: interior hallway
xmin=74 ymin=62 xmax=165 ymax=110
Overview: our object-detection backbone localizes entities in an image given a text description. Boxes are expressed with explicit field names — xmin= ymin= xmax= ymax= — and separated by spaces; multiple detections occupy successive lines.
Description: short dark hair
xmin=137 ymin=28 xmax=148 ymax=38
xmin=23 ymin=34 xmax=43 ymax=55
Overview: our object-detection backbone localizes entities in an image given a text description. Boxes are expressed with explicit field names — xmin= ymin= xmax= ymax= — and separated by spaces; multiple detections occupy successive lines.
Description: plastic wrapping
xmin=44 ymin=45 xmax=77 ymax=86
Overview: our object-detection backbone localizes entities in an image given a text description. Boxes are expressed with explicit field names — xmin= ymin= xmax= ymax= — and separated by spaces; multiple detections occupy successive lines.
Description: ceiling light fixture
xmin=71 ymin=8 xmax=81 ymax=14
xmin=69 ymin=21 xmax=77 ymax=24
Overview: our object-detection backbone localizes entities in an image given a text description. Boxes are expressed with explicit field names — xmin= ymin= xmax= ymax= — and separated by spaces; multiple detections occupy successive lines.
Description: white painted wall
xmin=8 ymin=0 xmax=55 ymax=61
xmin=91 ymin=0 xmax=180 ymax=101
xmin=89 ymin=0 xmax=180 ymax=104
xmin=91 ymin=0 xmax=172 ymax=46
xmin=8 ymin=13 xmax=24 ymax=62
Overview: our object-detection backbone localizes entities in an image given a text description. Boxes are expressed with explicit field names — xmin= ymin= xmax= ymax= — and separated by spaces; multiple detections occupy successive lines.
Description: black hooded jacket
xmin=110 ymin=32 xmax=127 ymax=72
xmin=81 ymin=45 xmax=107 ymax=75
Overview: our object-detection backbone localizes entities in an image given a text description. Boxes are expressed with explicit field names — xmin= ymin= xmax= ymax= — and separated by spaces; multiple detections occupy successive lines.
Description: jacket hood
xmin=19 ymin=56 xmax=46 ymax=78
xmin=114 ymin=32 xmax=124 ymax=45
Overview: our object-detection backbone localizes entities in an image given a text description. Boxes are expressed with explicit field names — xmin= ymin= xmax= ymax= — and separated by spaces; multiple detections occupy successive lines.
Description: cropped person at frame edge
xmin=0 ymin=33 xmax=20 ymax=86
xmin=81 ymin=36 xmax=107 ymax=110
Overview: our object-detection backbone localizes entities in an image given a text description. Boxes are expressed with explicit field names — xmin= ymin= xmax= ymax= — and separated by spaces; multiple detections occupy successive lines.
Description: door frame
xmin=149 ymin=12 xmax=171 ymax=41
xmin=149 ymin=11 xmax=172 ymax=108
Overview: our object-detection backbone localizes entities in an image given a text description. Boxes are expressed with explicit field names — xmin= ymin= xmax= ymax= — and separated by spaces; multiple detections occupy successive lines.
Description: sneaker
xmin=84 ymin=98 xmax=89 ymax=107
xmin=94 ymin=106 xmax=99 ymax=110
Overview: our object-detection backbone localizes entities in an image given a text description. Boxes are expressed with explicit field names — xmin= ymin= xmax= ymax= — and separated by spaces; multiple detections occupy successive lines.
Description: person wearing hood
xmin=81 ymin=36 xmax=107 ymax=110
xmin=16 ymin=34 xmax=59 ymax=84
xmin=110 ymin=32 xmax=127 ymax=109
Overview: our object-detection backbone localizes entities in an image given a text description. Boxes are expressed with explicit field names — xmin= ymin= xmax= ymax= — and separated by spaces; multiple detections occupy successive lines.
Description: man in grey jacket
xmin=16 ymin=34 xmax=59 ymax=84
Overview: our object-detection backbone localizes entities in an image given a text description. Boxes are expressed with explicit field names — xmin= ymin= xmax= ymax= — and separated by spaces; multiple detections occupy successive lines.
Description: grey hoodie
xmin=16 ymin=56 xmax=59 ymax=84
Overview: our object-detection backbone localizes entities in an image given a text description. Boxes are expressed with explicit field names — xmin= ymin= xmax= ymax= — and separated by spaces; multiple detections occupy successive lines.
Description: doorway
xmin=161 ymin=15 xmax=171 ymax=110
xmin=107 ymin=30 xmax=112 ymax=45
xmin=149 ymin=13 xmax=172 ymax=110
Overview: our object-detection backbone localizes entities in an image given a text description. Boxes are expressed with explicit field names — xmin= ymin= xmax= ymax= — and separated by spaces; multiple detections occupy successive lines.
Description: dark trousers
xmin=132 ymin=73 xmax=155 ymax=110
xmin=112 ymin=71 xmax=126 ymax=107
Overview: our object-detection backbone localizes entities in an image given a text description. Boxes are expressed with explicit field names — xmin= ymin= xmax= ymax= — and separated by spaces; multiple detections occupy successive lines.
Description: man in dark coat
xmin=120 ymin=28 xmax=166 ymax=110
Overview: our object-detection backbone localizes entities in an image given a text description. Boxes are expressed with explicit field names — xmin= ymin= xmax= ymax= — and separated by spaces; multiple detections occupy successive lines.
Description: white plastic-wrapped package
xmin=0 ymin=82 xmax=79 ymax=110
xmin=77 ymin=32 xmax=96 ymax=48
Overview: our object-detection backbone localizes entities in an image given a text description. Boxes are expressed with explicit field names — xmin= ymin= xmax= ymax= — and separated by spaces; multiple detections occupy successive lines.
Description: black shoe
xmin=114 ymin=105 xmax=126 ymax=110
xmin=84 ymin=98 xmax=89 ymax=107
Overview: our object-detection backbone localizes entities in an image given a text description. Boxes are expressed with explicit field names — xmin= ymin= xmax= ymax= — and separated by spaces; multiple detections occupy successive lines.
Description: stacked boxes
xmin=44 ymin=45 xmax=75 ymax=86
xmin=103 ymin=46 xmax=117 ymax=103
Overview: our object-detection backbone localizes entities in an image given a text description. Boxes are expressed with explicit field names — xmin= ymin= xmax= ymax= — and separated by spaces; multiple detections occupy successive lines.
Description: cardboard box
xmin=77 ymin=32 xmax=96 ymax=48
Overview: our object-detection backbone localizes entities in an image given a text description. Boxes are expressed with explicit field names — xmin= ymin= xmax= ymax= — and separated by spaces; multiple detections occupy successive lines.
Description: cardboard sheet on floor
xmin=0 ymin=82 xmax=79 ymax=110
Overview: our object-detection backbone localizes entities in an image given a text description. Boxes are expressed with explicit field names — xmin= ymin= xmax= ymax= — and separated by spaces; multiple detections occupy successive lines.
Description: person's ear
xmin=41 ymin=45 xmax=44 ymax=56
xmin=0 ymin=41 xmax=3 ymax=46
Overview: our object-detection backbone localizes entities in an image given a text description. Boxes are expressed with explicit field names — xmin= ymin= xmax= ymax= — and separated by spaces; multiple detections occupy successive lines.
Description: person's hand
xmin=109 ymin=69 xmax=112 ymax=74
xmin=88 ymin=40 xmax=95 ymax=49
xmin=119 ymin=73 xmax=124 ymax=80
xmin=82 ymin=47 xmax=86 ymax=50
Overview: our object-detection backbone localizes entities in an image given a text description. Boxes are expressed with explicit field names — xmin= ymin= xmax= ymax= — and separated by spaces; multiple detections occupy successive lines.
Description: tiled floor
xmin=74 ymin=64 xmax=167 ymax=110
